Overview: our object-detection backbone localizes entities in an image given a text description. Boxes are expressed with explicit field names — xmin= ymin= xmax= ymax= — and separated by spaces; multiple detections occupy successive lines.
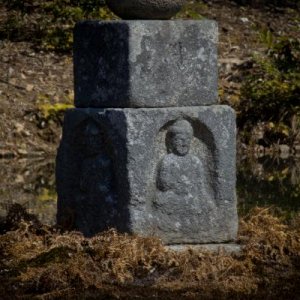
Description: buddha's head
xmin=168 ymin=120 xmax=193 ymax=156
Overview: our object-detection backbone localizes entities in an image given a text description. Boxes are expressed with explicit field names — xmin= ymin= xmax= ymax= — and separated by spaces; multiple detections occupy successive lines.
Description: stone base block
xmin=56 ymin=106 xmax=237 ymax=244
xmin=74 ymin=20 xmax=218 ymax=108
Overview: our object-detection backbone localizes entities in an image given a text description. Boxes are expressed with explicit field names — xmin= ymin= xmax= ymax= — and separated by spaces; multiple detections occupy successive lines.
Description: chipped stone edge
xmin=166 ymin=243 xmax=242 ymax=254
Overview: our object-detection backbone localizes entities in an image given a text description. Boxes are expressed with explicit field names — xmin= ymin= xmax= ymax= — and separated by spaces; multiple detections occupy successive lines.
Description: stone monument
xmin=56 ymin=0 xmax=238 ymax=246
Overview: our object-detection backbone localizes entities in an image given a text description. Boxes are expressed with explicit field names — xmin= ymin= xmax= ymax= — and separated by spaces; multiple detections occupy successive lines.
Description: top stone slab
xmin=74 ymin=20 xmax=218 ymax=108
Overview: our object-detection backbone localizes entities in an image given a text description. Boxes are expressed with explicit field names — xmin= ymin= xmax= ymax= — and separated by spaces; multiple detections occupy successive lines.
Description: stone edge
xmin=166 ymin=244 xmax=242 ymax=254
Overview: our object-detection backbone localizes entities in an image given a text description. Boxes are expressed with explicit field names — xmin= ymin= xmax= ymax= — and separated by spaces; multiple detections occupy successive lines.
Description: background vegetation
xmin=237 ymin=34 xmax=300 ymax=147
xmin=1 ymin=0 xmax=114 ymax=51
xmin=1 ymin=0 xmax=299 ymax=148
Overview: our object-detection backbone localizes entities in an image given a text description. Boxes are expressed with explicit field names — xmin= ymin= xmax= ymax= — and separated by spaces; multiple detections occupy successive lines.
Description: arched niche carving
xmin=71 ymin=118 xmax=118 ymax=235
xmin=148 ymin=118 xmax=217 ymax=235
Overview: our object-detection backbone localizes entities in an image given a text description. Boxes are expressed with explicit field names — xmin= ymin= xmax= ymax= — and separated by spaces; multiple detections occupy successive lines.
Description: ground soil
xmin=0 ymin=1 xmax=299 ymax=157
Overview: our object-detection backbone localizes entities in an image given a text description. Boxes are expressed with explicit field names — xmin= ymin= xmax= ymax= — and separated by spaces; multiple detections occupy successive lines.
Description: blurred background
xmin=0 ymin=0 xmax=299 ymax=224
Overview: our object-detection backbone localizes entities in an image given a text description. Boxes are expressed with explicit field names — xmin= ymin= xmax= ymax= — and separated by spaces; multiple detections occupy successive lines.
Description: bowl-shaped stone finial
xmin=106 ymin=0 xmax=185 ymax=20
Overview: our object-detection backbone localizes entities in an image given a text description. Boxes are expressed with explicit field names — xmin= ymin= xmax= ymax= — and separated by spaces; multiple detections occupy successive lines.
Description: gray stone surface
xmin=74 ymin=20 xmax=218 ymax=108
xmin=106 ymin=0 xmax=185 ymax=20
xmin=167 ymin=244 xmax=242 ymax=254
xmin=56 ymin=105 xmax=237 ymax=244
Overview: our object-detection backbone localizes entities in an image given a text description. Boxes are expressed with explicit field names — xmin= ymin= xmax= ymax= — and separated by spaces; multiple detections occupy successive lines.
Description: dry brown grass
xmin=1 ymin=205 xmax=300 ymax=299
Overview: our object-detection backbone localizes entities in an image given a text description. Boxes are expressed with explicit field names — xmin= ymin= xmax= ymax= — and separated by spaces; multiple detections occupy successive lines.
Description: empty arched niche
xmin=71 ymin=118 xmax=118 ymax=236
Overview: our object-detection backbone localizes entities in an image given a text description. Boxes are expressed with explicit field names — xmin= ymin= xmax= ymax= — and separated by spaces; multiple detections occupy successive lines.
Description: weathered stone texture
xmin=56 ymin=106 xmax=238 ymax=244
xmin=106 ymin=0 xmax=185 ymax=20
xmin=74 ymin=20 xmax=218 ymax=108
xmin=167 ymin=244 xmax=241 ymax=254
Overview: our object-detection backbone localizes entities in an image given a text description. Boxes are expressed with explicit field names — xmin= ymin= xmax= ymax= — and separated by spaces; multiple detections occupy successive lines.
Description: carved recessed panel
xmin=57 ymin=117 xmax=119 ymax=236
xmin=156 ymin=120 xmax=211 ymax=197
xmin=78 ymin=121 xmax=114 ymax=196
xmin=150 ymin=119 xmax=218 ymax=242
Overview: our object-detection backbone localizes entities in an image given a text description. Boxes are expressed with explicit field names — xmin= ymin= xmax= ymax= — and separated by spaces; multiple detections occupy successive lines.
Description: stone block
xmin=56 ymin=105 xmax=237 ymax=244
xmin=74 ymin=20 xmax=218 ymax=108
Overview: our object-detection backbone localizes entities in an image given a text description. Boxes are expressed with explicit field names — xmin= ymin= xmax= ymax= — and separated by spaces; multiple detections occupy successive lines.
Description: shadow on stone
xmin=56 ymin=109 xmax=131 ymax=236
xmin=74 ymin=21 xmax=131 ymax=108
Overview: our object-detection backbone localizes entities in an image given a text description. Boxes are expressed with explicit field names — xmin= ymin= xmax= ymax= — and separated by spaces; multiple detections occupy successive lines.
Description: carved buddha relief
xmin=154 ymin=119 xmax=215 ymax=223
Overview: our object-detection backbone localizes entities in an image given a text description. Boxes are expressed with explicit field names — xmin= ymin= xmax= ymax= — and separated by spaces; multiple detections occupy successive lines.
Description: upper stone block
xmin=74 ymin=20 xmax=218 ymax=108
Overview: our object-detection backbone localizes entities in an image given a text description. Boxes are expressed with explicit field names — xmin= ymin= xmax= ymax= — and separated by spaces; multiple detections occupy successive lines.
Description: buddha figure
xmin=155 ymin=119 xmax=213 ymax=218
